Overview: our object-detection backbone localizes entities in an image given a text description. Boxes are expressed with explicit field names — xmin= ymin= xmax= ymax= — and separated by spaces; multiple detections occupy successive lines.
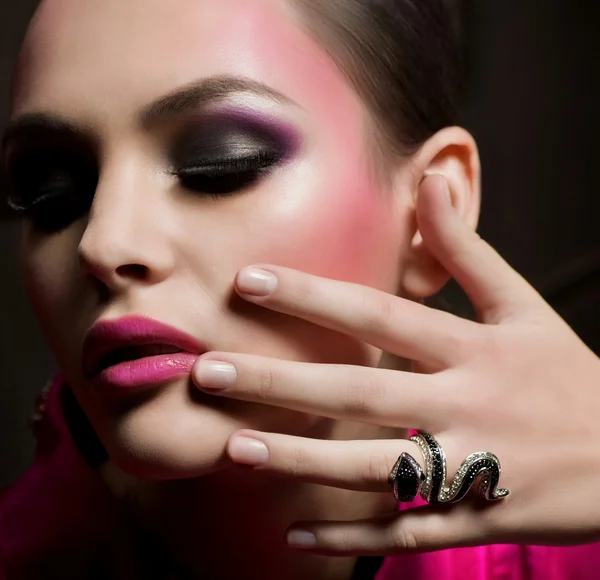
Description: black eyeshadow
xmin=172 ymin=116 xmax=289 ymax=169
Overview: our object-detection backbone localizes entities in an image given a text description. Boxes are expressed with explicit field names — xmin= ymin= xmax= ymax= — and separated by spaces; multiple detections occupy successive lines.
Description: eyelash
xmin=170 ymin=150 xmax=280 ymax=199
xmin=5 ymin=153 xmax=98 ymax=233
xmin=5 ymin=149 xmax=281 ymax=232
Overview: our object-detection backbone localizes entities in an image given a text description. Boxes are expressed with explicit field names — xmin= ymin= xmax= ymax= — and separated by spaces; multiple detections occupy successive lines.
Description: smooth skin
xmin=194 ymin=174 xmax=600 ymax=554
xmin=9 ymin=0 xmax=600 ymax=576
xmin=12 ymin=2 xmax=484 ymax=577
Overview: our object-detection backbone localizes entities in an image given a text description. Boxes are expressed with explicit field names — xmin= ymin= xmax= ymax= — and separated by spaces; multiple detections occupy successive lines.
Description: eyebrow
xmin=140 ymin=75 xmax=298 ymax=126
xmin=1 ymin=114 xmax=92 ymax=152
xmin=2 ymin=75 xmax=297 ymax=149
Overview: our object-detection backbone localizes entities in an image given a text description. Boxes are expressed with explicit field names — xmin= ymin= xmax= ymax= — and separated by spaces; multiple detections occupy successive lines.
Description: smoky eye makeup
xmin=169 ymin=108 xmax=301 ymax=197
xmin=0 ymin=106 xmax=302 ymax=231
xmin=2 ymin=136 xmax=98 ymax=232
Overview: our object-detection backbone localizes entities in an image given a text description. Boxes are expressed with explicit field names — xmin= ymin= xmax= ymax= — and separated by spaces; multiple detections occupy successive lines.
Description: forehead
xmin=11 ymin=0 xmax=363 ymax=130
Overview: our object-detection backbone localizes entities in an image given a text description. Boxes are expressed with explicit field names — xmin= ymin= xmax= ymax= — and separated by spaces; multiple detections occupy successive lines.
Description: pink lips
xmin=82 ymin=315 xmax=206 ymax=393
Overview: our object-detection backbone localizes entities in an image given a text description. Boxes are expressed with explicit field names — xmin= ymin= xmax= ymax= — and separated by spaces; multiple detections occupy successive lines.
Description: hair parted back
xmin=291 ymin=0 xmax=463 ymax=158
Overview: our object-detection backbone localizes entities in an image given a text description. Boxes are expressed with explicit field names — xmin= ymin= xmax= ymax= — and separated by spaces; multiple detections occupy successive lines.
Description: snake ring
xmin=388 ymin=432 xmax=510 ymax=504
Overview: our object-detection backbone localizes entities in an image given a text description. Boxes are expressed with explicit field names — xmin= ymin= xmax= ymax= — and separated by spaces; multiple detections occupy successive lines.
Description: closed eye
xmin=173 ymin=150 xmax=280 ymax=196
xmin=4 ymin=148 xmax=98 ymax=232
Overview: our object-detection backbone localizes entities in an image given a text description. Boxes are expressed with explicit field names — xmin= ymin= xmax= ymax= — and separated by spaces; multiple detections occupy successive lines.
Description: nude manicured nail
xmin=237 ymin=267 xmax=278 ymax=297
xmin=287 ymin=530 xmax=317 ymax=549
xmin=229 ymin=437 xmax=270 ymax=466
xmin=195 ymin=361 xmax=237 ymax=391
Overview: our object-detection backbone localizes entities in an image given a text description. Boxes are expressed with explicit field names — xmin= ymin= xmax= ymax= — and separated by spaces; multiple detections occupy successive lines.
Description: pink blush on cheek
xmin=266 ymin=178 xmax=400 ymax=290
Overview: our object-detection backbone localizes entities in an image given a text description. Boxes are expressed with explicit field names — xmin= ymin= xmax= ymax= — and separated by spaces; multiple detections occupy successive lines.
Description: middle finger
xmin=193 ymin=353 xmax=446 ymax=431
xmin=226 ymin=429 xmax=421 ymax=493
xmin=235 ymin=265 xmax=481 ymax=369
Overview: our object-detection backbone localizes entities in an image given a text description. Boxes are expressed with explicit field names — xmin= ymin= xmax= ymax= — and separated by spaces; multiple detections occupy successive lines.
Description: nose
xmin=78 ymin=163 xmax=175 ymax=292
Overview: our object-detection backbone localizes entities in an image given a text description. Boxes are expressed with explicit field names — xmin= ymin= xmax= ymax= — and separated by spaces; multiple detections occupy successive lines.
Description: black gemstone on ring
xmin=391 ymin=453 xmax=425 ymax=502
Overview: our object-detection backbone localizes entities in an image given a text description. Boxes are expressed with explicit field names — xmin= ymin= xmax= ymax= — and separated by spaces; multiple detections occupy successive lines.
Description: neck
xmin=105 ymin=420 xmax=401 ymax=580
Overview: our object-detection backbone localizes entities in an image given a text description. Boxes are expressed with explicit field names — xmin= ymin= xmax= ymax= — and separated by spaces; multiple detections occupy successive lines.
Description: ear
xmin=399 ymin=126 xmax=481 ymax=299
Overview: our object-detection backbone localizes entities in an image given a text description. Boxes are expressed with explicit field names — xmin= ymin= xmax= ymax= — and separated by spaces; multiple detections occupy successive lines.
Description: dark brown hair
xmin=292 ymin=0 xmax=466 ymax=321
xmin=292 ymin=0 xmax=463 ymax=158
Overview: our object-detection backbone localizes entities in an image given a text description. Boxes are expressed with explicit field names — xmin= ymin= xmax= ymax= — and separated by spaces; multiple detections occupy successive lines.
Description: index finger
xmin=234 ymin=265 xmax=481 ymax=368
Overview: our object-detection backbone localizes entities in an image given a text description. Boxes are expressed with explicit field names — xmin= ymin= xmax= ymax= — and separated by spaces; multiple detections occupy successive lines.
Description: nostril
xmin=115 ymin=263 xmax=149 ymax=280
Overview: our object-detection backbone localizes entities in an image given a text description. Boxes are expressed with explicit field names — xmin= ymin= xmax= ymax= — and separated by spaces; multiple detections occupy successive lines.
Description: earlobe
xmin=400 ymin=127 xmax=481 ymax=299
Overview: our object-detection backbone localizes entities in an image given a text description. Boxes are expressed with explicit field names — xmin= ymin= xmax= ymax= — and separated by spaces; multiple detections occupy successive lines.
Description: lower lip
xmin=92 ymin=353 xmax=199 ymax=393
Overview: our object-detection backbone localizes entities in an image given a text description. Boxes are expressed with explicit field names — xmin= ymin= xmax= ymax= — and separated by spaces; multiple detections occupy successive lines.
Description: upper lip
xmin=82 ymin=315 xmax=206 ymax=378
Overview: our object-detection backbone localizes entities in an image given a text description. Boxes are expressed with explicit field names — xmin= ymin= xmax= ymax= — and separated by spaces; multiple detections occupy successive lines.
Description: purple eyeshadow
xmin=197 ymin=104 xmax=302 ymax=163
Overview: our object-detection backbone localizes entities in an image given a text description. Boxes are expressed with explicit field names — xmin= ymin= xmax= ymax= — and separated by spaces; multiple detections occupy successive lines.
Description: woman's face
xmin=7 ymin=0 xmax=415 ymax=479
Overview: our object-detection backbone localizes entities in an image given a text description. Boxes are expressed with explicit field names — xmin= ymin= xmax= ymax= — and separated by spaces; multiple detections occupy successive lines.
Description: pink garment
xmin=1 ymin=376 xmax=599 ymax=579
xmin=376 ymin=515 xmax=600 ymax=580
xmin=0 ymin=377 xmax=140 ymax=579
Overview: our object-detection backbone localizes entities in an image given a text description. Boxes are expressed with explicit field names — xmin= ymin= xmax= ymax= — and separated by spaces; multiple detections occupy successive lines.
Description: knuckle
xmin=360 ymin=293 xmax=396 ymax=336
xmin=287 ymin=445 xmax=309 ymax=478
xmin=474 ymin=326 xmax=506 ymax=362
xmin=435 ymin=370 xmax=481 ymax=421
xmin=449 ymin=326 xmax=480 ymax=361
xmin=330 ymin=529 xmax=357 ymax=553
xmin=451 ymin=324 xmax=502 ymax=366
xmin=254 ymin=365 xmax=278 ymax=400
xmin=343 ymin=374 xmax=386 ymax=418
xmin=341 ymin=533 xmax=359 ymax=553
xmin=364 ymin=452 xmax=394 ymax=486
xmin=291 ymin=275 xmax=316 ymax=305
xmin=389 ymin=522 xmax=420 ymax=552
xmin=434 ymin=374 xmax=465 ymax=416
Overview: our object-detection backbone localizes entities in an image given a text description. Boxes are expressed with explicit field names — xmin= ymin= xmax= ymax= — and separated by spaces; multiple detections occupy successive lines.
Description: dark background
xmin=1 ymin=1 xmax=599 ymax=486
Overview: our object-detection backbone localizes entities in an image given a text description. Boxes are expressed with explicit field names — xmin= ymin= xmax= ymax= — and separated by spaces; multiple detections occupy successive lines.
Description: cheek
xmin=175 ymin=164 xmax=403 ymax=367
xmin=21 ymin=242 xmax=60 ymax=318
xmin=237 ymin=177 xmax=398 ymax=367
xmin=230 ymin=165 xmax=405 ymax=293
xmin=19 ymin=229 xmax=84 ymax=354
xmin=295 ymin=183 xmax=397 ymax=284
xmin=275 ymin=191 xmax=395 ymax=285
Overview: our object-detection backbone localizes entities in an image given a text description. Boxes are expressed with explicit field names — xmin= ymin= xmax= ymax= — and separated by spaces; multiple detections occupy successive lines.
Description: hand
xmin=191 ymin=175 xmax=600 ymax=555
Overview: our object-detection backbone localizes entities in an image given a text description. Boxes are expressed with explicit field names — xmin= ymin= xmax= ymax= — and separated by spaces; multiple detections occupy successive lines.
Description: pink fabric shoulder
xmin=376 ymin=498 xmax=600 ymax=579
xmin=0 ymin=377 xmax=140 ymax=579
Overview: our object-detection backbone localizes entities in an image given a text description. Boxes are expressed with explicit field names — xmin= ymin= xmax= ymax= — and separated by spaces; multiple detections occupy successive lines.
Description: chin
xmin=75 ymin=371 xmax=316 ymax=480
xmin=107 ymin=441 xmax=231 ymax=481
xmin=100 ymin=400 xmax=241 ymax=480
xmin=102 ymin=419 xmax=235 ymax=481
xmin=87 ymin=379 xmax=289 ymax=481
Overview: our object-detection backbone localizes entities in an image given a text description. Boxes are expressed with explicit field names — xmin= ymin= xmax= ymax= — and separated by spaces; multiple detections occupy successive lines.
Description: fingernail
xmin=194 ymin=361 xmax=237 ymax=391
xmin=433 ymin=174 xmax=452 ymax=204
xmin=441 ymin=177 xmax=452 ymax=204
xmin=237 ymin=267 xmax=278 ymax=297
xmin=422 ymin=173 xmax=452 ymax=204
xmin=229 ymin=436 xmax=270 ymax=466
xmin=287 ymin=529 xmax=317 ymax=549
